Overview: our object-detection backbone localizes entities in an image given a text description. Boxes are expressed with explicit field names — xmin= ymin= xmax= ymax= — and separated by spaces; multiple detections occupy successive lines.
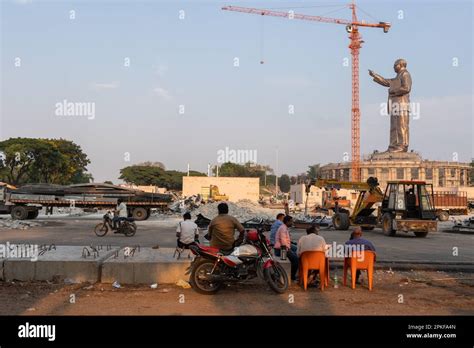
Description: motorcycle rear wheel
xmin=124 ymin=222 xmax=137 ymax=237
xmin=94 ymin=223 xmax=108 ymax=237
xmin=189 ymin=258 xmax=222 ymax=295
xmin=264 ymin=263 xmax=289 ymax=294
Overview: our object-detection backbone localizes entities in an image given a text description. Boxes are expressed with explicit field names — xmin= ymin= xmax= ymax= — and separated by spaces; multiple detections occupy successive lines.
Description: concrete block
xmin=3 ymin=245 xmax=119 ymax=283
xmin=3 ymin=260 xmax=36 ymax=282
xmin=101 ymin=248 xmax=190 ymax=284
xmin=0 ymin=260 xmax=3 ymax=281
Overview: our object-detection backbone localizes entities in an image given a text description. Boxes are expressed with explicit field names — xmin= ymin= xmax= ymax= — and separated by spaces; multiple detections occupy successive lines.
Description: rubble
xmin=176 ymin=279 xmax=191 ymax=289
xmin=0 ymin=218 xmax=44 ymax=229
xmin=193 ymin=200 xmax=281 ymax=221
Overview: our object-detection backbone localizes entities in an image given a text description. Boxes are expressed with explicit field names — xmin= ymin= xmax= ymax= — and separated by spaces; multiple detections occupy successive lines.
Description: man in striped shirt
xmin=274 ymin=215 xmax=298 ymax=281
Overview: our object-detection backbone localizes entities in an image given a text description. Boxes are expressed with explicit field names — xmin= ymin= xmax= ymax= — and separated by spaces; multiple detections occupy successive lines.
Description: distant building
xmin=319 ymin=152 xmax=471 ymax=192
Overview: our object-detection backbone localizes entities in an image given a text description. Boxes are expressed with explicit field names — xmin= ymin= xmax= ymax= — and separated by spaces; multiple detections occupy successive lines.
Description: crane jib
xmin=222 ymin=6 xmax=390 ymax=31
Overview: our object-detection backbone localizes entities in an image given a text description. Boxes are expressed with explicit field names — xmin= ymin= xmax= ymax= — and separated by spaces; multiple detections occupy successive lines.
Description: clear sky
xmin=1 ymin=0 xmax=472 ymax=182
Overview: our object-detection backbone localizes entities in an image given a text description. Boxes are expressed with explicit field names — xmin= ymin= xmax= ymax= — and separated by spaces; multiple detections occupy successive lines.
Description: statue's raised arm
xmin=369 ymin=69 xmax=390 ymax=87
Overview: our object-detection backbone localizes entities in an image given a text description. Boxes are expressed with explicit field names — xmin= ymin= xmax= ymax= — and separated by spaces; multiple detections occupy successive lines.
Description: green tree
xmin=214 ymin=162 xmax=274 ymax=186
xmin=307 ymin=164 xmax=321 ymax=180
xmin=137 ymin=161 xmax=166 ymax=170
xmin=48 ymin=139 xmax=91 ymax=184
xmin=279 ymin=174 xmax=291 ymax=193
xmin=119 ymin=165 xmax=205 ymax=190
xmin=0 ymin=138 xmax=41 ymax=185
xmin=0 ymin=138 xmax=91 ymax=185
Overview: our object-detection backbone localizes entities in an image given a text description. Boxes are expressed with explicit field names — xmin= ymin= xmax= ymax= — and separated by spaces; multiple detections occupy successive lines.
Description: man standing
xmin=369 ymin=58 xmax=412 ymax=153
xmin=207 ymin=203 xmax=245 ymax=251
xmin=269 ymin=213 xmax=285 ymax=246
xmin=274 ymin=215 xmax=298 ymax=281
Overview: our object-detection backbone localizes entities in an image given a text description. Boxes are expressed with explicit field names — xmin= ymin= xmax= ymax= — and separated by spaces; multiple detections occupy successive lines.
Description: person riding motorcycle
xmin=113 ymin=198 xmax=128 ymax=230
xmin=206 ymin=202 xmax=245 ymax=252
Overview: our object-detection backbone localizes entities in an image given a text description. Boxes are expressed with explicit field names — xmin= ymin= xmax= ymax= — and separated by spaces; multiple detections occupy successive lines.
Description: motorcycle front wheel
xmin=264 ymin=263 xmax=289 ymax=294
xmin=189 ymin=258 xmax=222 ymax=295
xmin=94 ymin=223 xmax=109 ymax=237
xmin=256 ymin=258 xmax=266 ymax=280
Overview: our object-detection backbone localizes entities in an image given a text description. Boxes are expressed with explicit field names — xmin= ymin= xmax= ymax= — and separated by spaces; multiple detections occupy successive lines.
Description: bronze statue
xmin=369 ymin=59 xmax=412 ymax=153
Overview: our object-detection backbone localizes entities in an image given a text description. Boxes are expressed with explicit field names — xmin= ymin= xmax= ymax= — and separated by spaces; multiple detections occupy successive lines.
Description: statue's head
xmin=393 ymin=59 xmax=407 ymax=73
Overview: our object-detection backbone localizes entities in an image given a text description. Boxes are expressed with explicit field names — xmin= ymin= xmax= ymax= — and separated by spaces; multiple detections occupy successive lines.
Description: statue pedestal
xmin=366 ymin=151 xmax=422 ymax=162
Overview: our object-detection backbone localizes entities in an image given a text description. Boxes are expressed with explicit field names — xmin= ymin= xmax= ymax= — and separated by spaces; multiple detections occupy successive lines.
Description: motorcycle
xmin=186 ymin=227 xmax=289 ymax=295
xmin=94 ymin=211 xmax=137 ymax=237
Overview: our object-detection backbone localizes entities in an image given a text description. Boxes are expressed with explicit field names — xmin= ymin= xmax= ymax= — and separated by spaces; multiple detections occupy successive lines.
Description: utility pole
xmin=275 ymin=148 xmax=279 ymax=194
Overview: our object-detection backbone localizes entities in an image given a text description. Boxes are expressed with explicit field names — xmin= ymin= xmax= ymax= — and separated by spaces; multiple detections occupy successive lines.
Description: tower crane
xmin=222 ymin=3 xmax=390 ymax=181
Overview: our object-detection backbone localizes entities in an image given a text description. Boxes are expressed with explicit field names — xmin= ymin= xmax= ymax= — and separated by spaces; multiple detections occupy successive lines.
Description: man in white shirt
xmin=297 ymin=225 xmax=326 ymax=256
xmin=297 ymin=225 xmax=327 ymax=286
xmin=176 ymin=212 xmax=200 ymax=248
xmin=113 ymin=199 xmax=128 ymax=229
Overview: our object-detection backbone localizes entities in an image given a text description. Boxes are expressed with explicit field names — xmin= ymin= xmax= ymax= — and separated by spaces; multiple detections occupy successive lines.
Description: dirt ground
xmin=0 ymin=270 xmax=473 ymax=315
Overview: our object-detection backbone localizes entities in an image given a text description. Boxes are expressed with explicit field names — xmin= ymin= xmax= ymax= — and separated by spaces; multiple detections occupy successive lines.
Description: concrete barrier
xmin=101 ymin=247 xmax=292 ymax=285
xmin=101 ymin=247 xmax=192 ymax=284
xmin=1 ymin=245 xmax=292 ymax=285
xmin=3 ymin=245 xmax=120 ymax=283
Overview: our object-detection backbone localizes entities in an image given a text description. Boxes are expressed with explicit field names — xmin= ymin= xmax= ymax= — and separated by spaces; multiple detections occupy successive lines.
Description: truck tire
xmin=131 ymin=207 xmax=148 ymax=221
xmin=382 ymin=213 xmax=396 ymax=236
xmin=332 ymin=213 xmax=350 ymax=230
xmin=27 ymin=210 xmax=39 ymax=219
xmin=437 ymin=211 xmax=449 ymax=222
xmin=11 ymin=206 xmax=29 ymax=220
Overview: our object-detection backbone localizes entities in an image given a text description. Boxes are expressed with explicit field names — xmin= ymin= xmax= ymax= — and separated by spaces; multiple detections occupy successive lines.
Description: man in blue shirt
xmin=345 ymin=227 xmax=376 ymax=284
xmin=269 ymin=213 xmax=285 ymax=246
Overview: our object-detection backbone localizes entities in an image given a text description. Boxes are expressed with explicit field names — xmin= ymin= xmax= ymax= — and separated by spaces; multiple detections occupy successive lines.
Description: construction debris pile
xmin=194 ymin=200 xmax=281 ymax=221
xmin=0 ymin=218 xmax=44 ymax=230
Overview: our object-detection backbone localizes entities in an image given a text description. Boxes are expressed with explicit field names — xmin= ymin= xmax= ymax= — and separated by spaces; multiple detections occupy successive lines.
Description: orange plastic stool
xmin=299 ymin=251 xmax=328 ymax=291
xmin=343 ymin=250 xmax=376 ymax=290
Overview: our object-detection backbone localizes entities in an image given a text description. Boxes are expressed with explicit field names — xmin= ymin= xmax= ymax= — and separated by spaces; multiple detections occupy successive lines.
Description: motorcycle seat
xmin=197 ymin=245 xmax=220 ymax=254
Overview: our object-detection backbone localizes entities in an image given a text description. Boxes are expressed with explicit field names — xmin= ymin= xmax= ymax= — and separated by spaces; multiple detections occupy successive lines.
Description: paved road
xmin=0 ymin=215 xmax=473 ymax=263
